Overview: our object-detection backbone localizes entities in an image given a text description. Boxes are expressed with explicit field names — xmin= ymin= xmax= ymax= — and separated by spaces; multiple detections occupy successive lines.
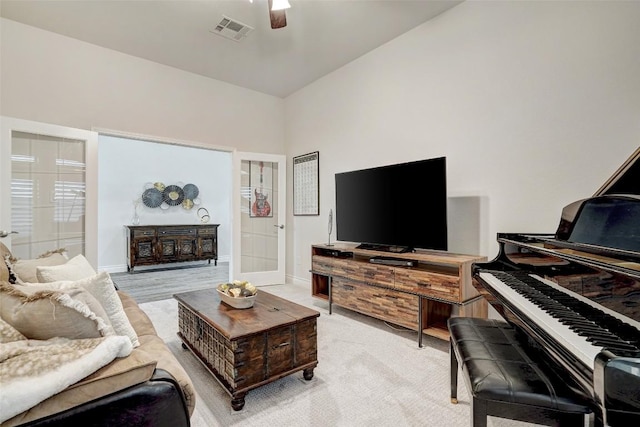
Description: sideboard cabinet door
xmin=198 ymin=225 xmax=219 ymax=266
xmin=128 ymin=227 xmax=156 ymax=271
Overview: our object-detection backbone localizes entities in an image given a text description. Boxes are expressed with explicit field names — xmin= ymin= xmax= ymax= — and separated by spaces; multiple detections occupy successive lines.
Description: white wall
xmin=0 ymin=18 xmax=285 ymax=154
xmin=285 ymin=1 xmax=640 ymax=283
xmin=97 ymin=135 xmax=232 ymax=272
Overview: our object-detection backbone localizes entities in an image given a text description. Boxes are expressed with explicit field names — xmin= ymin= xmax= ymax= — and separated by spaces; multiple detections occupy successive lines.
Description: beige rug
xmin=140 ymin=282 xmax=553 ymax=427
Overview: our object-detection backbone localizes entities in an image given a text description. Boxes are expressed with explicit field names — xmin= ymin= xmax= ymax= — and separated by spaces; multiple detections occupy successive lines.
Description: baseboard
xmin=288 ymin=274 xmax=311 ymax=287
xmin=100 ymin=256 xmax=230 ymax=274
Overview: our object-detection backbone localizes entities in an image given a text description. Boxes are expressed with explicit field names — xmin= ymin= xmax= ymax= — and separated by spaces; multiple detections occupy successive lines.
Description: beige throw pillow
xmin=0 ymin=242 xmax=11 ymax=282
xmin=9 ymin=253 xmax=68 ymax=284
xmin=36 ymin=254 xmax=97 ymax=282
xmin=21 ymin=272 xmax=140 ymax=348
xmin=0 ymin=282 xmax=114 ymax=340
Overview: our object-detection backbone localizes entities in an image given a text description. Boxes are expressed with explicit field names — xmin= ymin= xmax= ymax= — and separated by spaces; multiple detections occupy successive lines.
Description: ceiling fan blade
xmin=268 ymin=0 xmax=287 ymax=29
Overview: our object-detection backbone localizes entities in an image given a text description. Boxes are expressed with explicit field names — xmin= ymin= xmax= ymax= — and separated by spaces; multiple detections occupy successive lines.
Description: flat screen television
xmin=335 ymin=156 xmax=447 ymax=253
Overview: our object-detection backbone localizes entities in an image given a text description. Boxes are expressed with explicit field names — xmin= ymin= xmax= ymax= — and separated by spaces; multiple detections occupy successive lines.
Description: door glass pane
xmin=240 ymin=160 xmax=278 ymax=273
xmin=11 ymin=131 xmax=86 ymax=259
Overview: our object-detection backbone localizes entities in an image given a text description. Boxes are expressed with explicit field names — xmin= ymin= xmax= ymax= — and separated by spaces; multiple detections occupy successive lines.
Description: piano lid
xmin=555 ymin=148 xmax=640 ymax=259
xmin=594 ymin=147 xmax=640 ymax=197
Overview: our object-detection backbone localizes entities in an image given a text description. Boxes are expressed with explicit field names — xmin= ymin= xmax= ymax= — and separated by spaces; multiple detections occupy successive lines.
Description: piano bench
xmin=448 ymin=317 xmax=592 ymax=427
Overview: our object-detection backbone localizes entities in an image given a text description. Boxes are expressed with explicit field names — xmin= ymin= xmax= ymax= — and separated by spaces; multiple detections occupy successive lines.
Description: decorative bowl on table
xmin=217 ymin=281 xmax=258 ymax=309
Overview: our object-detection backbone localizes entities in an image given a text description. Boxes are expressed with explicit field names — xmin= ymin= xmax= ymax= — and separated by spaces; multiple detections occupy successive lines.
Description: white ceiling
xmin=0 ymin=0 xmax=462 ymax=98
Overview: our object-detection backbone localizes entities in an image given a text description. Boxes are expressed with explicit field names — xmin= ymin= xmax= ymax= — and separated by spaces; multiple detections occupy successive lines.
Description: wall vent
xmin=211 ymin=15 xmax=254 ymax=42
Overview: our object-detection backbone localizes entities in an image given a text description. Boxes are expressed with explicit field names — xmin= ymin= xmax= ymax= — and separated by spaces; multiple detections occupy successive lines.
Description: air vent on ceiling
xmin=211 ymin=15 xmax=254 ymax=42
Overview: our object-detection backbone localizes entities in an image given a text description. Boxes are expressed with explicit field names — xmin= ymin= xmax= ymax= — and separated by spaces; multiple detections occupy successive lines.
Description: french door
xmin=0 ymin=117 xmax=98 ymax=265
xmin=232 ymin=151 xmax=286 ymax=285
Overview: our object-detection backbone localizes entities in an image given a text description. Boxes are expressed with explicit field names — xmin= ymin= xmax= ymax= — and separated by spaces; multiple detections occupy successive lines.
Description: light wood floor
xmin=111 ymin=262 xmax=229 ymax=303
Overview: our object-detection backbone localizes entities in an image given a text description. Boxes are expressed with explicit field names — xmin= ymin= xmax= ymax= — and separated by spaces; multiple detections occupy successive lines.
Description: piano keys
xmin=472 ymin=148 xmax=640 ymax=427
xmin=477 ymin=270 xmax=640 ymax=368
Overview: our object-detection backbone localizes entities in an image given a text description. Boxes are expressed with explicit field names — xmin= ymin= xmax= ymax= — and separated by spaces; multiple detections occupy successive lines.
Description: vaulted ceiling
xmin=0 ymin=0 xmax=462 ymax=98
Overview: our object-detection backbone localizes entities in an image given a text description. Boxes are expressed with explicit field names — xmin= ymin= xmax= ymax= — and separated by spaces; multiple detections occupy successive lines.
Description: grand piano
xmin=472 ymin=148 xmax=640 ymax=427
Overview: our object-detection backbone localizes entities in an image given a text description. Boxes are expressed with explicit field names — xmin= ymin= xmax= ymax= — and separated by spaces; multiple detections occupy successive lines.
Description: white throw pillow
xmin=36 ymin=254 xmax=97 ymax=282
xmin=75 ymin=272 xmax=140 ymax=348
xmin=34 ymin=272 xmax=140 ymax=348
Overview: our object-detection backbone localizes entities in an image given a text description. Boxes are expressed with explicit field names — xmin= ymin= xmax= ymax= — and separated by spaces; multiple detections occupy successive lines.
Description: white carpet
xmin=139 ymin=282 xmax=550 ymax=427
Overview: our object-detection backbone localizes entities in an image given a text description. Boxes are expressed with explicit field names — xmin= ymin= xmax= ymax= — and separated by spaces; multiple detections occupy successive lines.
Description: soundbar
xmin=369 ymin=256 xmax=416 ymax=267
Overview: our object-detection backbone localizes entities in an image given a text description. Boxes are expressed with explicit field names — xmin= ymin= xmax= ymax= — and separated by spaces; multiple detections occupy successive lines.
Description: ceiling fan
xmin=267 ymin=0 xmax=290 ymax=29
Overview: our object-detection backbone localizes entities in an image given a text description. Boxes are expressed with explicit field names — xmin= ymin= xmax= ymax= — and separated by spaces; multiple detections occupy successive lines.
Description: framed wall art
xmin=293 ymin=151 xmax=319 ymax=216
xmin=250 ymin=160 xmax=273 ymax=217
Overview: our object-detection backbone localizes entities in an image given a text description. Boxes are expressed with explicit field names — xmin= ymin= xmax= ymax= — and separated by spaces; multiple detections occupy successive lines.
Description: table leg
xmin=303 ymin=368 xmax=315 ymax=380
xmin=418 ymin=296 xmax=423 ymax=348
xmin=328 ymin=276 xmax=332 ymax=315
xmin=231 ymin=393 xmax=246 ymax=411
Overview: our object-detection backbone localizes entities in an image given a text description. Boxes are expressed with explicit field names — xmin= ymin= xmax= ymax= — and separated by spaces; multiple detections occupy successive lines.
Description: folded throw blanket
xmin=0 ymin=334 xmax=132 ymax=423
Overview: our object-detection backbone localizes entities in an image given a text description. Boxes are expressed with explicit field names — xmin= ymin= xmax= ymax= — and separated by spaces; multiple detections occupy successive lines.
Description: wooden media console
xmin=310 ymin=243 xmax=487 ymax=345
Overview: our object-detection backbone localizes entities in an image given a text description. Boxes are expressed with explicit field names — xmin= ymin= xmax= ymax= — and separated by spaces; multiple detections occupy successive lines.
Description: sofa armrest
xmin=15 ymin=369 xmax=190 ymax=427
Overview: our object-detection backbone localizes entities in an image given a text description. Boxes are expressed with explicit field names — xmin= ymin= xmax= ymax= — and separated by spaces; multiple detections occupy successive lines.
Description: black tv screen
xmin=335 ymin=157 xmax=447 ymax=252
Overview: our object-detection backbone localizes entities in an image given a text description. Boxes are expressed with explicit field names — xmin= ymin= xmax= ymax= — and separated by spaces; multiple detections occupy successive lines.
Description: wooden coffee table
xmin=174 ymin=288 xmax=319 ymax=411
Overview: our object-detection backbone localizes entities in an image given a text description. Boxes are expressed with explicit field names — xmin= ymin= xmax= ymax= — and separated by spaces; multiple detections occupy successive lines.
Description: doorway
xmin=96 ymin=134 xmax=233 ymax=272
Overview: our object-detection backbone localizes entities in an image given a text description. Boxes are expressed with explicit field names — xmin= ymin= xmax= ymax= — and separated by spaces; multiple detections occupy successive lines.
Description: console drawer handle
xmin=272 ymin=342 xmax=290 ymax=349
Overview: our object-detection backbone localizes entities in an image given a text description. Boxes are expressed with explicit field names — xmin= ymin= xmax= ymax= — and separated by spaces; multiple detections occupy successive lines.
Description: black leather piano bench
xmin=448 ymin=317 xmax=592 ymax=427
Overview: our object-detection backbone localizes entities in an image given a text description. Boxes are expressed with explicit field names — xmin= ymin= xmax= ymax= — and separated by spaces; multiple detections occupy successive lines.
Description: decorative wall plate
xmin=142 ymin=188 xmax=163 ymax=208
xmin=182 ymin=199 xmax=194 ymax=210
xmin=183 ymin=183 xmax=199 ymax=200
xmin=163 ymin=185 xmax=184 ymax=206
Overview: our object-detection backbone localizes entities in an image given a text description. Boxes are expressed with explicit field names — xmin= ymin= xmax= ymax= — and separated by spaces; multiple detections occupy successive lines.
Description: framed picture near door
xmin=249 ymin=160 xmax=273 ymax=217
xmin=293 ymin=151 xmax=319 ymax=216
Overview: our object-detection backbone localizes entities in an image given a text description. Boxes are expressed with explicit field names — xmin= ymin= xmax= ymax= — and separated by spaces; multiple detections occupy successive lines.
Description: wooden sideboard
xmin=310 ymin=243 xmax=487 ymax=344
xmin=125 ymin=224 xmax=219 ymax=272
